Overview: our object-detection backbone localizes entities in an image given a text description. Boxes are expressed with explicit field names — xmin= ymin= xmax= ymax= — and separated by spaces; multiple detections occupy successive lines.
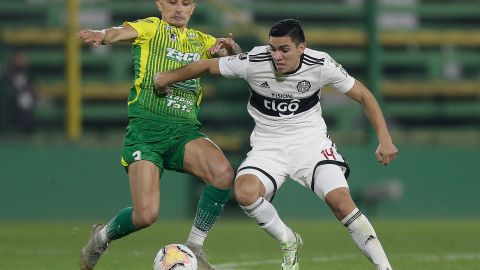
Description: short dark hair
xmin=269 ymin=19 xmax=305 ymax=44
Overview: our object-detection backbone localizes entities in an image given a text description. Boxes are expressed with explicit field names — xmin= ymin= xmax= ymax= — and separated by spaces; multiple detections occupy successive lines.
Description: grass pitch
xmin=0 ymin=219 xmax=479 ymax=270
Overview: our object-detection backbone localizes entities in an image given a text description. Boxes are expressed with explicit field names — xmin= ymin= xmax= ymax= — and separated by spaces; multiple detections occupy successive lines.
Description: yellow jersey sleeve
xmin=124 ymin=17 xmax=160 ymax=45
xmin=195 ymin=32 xmax=217 ymax=59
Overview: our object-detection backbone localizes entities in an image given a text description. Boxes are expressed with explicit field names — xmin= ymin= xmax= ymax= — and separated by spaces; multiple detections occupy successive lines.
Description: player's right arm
xmin=154 ymin=51 xmax=249 ymax=95
xmin=154 ymin=58 xmax=221 ymax=95
xmin=76 ymin=25 xmax=138 ymax=47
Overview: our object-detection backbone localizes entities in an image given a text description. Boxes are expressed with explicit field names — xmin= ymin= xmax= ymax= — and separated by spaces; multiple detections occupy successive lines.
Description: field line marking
xmin=215 ymin=253 xmax=480 ymax=270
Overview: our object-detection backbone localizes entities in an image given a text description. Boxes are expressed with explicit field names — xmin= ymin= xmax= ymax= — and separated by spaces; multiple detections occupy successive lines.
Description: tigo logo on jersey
xmin=166 ymin=48 xmax=200 ymax=64
xmin=264 ymin=99 xmax=300 ymax=116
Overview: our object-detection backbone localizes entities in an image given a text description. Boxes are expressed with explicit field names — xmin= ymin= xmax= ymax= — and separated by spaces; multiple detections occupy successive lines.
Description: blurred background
xmin=1 ymin=0 xmax=479 ymax=221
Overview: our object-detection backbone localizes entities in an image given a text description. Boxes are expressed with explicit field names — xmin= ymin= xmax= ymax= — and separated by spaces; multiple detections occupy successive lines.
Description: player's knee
xmin=234 ymin=180 xmax=262 ymax=206
xmin=210 ymin=163 xmax=234 ymax=189
xmin=334 ymin=200 xmax=357 ymax=219
xmin=325 ymin=188 xmax=356 ymax=220
xmin=133 ymin=208 xmax=159 ymax=228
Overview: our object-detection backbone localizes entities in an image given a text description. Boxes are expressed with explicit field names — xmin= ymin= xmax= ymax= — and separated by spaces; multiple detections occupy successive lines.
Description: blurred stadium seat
xmin=0 ymin=0 xmax=479 ymax=150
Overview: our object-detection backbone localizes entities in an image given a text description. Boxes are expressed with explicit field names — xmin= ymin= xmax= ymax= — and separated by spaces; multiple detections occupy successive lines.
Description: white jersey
xmin=219 ymin=46 xmax=355 ymax=140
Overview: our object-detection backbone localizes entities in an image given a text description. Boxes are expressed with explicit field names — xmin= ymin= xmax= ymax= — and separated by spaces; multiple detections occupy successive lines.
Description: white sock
xmin=342 ymin=208 xmax=392 ymax=270
xmin=240 ymin=197 xmax=296 ymax=244
xmin=186 ymin=226 xmax=207 ymax=246
xmin=99 ymin=227 xmax=110 ymax=244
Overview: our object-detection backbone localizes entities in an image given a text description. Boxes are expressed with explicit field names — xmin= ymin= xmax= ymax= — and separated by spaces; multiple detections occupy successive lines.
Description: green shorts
xmin=121 ymin=118 xmax=206 ymax=174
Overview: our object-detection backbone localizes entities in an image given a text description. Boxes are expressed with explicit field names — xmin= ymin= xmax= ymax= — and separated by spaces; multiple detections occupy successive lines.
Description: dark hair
xmin=269 ymin=19 xmax=305 ymax=44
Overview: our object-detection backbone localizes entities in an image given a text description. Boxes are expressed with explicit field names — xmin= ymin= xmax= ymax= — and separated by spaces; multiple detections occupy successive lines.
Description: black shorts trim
xmin=237 ymin=166 xmax=278 ymax=202
xmin=310 ymin=160 xmax=350 ymax=193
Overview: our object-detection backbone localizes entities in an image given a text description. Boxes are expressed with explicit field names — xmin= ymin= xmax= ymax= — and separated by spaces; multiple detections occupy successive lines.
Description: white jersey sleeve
xmin=218 ymin=53 xmax=249 ymax=79
xmin=323 ymin=54 xmax=355 ymax=93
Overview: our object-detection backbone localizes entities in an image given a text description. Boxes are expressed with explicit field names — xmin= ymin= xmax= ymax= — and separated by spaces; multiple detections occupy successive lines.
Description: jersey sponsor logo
xmin=249 ymin=88 xmax=319 ymax=117
xmin=260 ymin=81 xmax=270 ymax=89
xmin=271 ymin=92 xmax=292 ymax=98
xmin=297 ymin=80 xmax=311 ymax=93
xmin=166 ymin=48 xmax=200 ymax=64
xmin=264 ymin=98 xmax=300 ymax=116
xmin=166 ymin=95 xmax=194 ymax=112
xmin=238 ymin=52 xmax=248 ymax=60
xmin=227 ymin=53 xmax=248 ymax=62
xmin=327 ymin=58 xmax=348 ymax=77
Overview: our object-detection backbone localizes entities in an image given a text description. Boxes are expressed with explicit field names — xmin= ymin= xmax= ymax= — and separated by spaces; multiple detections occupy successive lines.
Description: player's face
xmin=156 ymin=0 xmax=196 ymax=29
xmin=269 ymin=36 xmax=305 ymax=74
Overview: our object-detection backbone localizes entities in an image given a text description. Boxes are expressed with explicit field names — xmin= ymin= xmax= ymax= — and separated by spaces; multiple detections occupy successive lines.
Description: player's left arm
xmin=345 ymin=80 xmax=399 ymax=165
xmin=154 ymin=58 xmax=221 ymax=95
xmin=209 ymin=33 xmax=242 ymax=57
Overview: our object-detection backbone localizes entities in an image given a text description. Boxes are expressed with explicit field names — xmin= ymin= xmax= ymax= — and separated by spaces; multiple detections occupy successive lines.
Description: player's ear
xmin=298 ymin=42 xmax=306 ymax=53
xmin=155 ymin=0 xmax=162 ymax=12
xmin=189 ymin=2 xmax=196 ymax=15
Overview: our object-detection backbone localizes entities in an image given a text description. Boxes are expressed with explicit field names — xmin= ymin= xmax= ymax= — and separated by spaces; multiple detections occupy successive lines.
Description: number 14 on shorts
xmin=321 ymin=147 xmax=337 ymax=160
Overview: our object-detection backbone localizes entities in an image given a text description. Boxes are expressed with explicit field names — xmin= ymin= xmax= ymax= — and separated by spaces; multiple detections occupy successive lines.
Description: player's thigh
xmin=128 ymin=160 xmax=161 ymax=213
xmin=324 ymin=186 xmax=356 ymax=220
xmin=183 ymin=137 xmax=233 ymax=187
xmin=290 ymin=143 xmax=350 ymax=200
xmin=121 ymin=118 xmax=171 ymax=172
xmin=311 ymin=164 xmax=350 ymax=201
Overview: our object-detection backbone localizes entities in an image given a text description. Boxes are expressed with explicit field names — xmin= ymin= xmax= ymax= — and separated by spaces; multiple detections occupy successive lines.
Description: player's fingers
xmin=386 ymin=152 xmax=397 ymax=165
xmin=210 ymin=41 xmax=222 ymax=53
xmin=378 ymin=151 xmax=389 ymax=165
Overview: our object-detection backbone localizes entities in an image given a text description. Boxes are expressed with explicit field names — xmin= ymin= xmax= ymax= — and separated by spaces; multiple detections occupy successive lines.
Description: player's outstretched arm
xmin=76 ymin=25 xmax=138 ymax=47
xmin=209 ymin=33 xmax=242 ymax=57
xmin=154 ymin=58 xmax=221 ymax=95
xmin=345 ymin=80 xmax=398 ymax=166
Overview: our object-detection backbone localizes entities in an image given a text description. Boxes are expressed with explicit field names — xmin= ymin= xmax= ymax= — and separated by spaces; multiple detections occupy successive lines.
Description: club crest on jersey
xmin=297 ymin=80 xmax=311 ymax=93
xmin=169 ymin=33 xmax=177 ymax=42
xmin=187 ymin=32 xmax=197 ymax=39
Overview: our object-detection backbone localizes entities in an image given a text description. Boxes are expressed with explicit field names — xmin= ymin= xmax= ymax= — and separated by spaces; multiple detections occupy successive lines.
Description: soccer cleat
xmin=185 ymin=243 xmax=216 ymax=270
xmin=281 ymin=232 xmax=303 ymax=270
xmin=79 ymin=224 xmax=109 ymax=270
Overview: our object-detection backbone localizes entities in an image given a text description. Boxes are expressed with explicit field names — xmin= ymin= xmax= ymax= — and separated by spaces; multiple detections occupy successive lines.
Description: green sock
xmin=105 ymin=207 xmax=139 ymax=241
xmin=193 ymin=185 xmax=230 ymax=232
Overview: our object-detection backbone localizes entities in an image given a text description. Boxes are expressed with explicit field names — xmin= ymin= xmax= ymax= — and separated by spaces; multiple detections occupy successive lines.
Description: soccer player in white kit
xmin=154 ymin=19 xmax=398 ymax=270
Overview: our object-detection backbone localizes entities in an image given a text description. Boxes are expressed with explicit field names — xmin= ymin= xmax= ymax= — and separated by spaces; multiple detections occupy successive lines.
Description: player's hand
xmin=153 ymin=72 xmax=173 ymax=96
xmin=209 ymin=33 xmax=235 ymax=57
xmin=76 ymin=29 xmax=105 ymax=48
xmin=375 ymin=141 xmax=398 ymax=166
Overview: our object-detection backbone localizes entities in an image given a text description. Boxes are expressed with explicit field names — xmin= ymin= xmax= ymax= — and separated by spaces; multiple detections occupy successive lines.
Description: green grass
xmin=1 ymin=219 xmax=479 ymax=270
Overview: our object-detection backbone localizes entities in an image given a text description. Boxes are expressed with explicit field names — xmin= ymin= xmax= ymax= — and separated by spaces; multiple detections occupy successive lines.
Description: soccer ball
xmin=153 ymin=244 xmax=197 ymax=270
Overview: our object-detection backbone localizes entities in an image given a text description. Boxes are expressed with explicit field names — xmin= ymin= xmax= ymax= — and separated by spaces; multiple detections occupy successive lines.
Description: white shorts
xmin=236 ymin=133 xmax=350 ymax=201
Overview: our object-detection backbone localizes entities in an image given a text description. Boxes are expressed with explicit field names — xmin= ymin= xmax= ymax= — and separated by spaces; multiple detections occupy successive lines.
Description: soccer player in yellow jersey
xmin=76 ymin=1 xmax=241 ymax=269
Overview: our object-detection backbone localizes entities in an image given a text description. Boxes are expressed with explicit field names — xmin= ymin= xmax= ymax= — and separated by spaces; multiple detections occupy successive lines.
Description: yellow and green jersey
xmin=125 ymin=17 xmax=216 ymax=124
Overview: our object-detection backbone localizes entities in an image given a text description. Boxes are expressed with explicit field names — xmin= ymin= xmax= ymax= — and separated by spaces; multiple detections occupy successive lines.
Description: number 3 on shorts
xmin=133 ymin=150 xmax=142 ymax=161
